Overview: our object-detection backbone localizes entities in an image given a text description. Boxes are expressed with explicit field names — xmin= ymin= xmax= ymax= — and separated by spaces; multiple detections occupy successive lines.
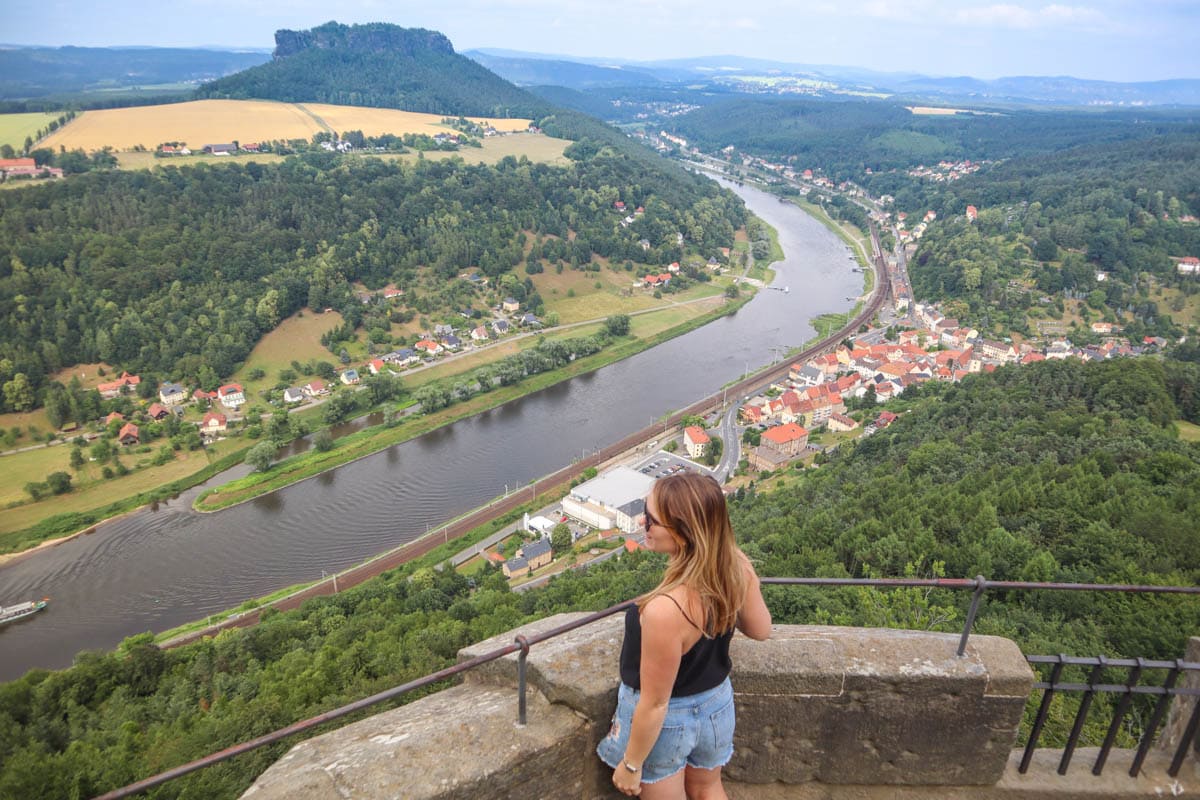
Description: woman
xmin=597 ymin=472 xmax=772 ymax=798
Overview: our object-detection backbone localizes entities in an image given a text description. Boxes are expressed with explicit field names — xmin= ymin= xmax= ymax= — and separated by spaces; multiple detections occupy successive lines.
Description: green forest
xmin=1 ymin=357 xmax=1197 ymax=799
xmin=902 ymin=134 xmax=1200 ymax=339
xmin=0 ymin=149 xmax=743 ymax=418
xmin=667 ymin=96 xmax=1198 ymax=180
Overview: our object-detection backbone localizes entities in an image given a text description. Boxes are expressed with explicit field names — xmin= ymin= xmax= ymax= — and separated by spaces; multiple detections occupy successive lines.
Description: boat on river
xmin=0 ymin=598 xmax=48 ymax=626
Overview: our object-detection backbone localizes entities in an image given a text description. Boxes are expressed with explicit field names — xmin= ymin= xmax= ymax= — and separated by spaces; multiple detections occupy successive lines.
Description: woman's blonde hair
xmin=640 ymin=472 xmax=746 ymax=637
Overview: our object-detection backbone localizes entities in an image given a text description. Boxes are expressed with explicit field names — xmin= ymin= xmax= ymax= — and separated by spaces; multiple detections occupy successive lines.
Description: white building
xmin=562 ymin=466 xmax=656 ymax=534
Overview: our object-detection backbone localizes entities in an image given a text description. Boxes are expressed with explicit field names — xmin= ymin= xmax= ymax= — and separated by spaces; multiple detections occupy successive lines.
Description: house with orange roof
xmin=414 ymin=339 xmax=442 ymax=355
xmin=367 ymin=358 xmax=386 ymax=376
xmin=200 ymin=411 xmax=227 ymax=437
xmin=624 ymin=538 xmax=641 ymax=553
xmin=814 ymin=353 xmax=841 ymax=375
xmin=218 ymin=383 xmax=245 ymax=409
xmin=740 ymin=404 xmax=764 ymax=425
xmin=878 ymin=362 xmax=914 ymax=381
xmin=104 ymin=411 xmax=124 ymax=426
xmin=98 ymin=371 xmax=141 ymax=399
xmin=683 ymin=426 xmax=710 ymax=459
xmin=874 ymin=410 xmax=899 ymax=429
xmin=118 ymin=422 xmax=140 ymax=446
xmin=835 ymin=374 xmax=862 ymax=395
xmin=146 ymin=402 xmax=170 ymax=421
xmin=827 ymin=413 xmax=859 ymax=432
xmin=761 ymin=423 xmax=809 ymax=455
xmin=966 ymin=205 xmax=978 ymax=222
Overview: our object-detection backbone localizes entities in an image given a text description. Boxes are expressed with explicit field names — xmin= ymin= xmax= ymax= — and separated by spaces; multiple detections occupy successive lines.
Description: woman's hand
xmin=613 ymin=763 xmax=642 ymax=795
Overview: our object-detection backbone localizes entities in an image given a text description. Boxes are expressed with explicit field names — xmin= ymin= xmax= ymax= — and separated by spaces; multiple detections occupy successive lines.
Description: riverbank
xmin=0 ymin=289 xmax=754 ymax=560
xmin=194 ymin=291 xmax=752 ymax=512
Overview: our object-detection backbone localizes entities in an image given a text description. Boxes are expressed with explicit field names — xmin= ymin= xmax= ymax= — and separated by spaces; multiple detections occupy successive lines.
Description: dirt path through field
xmin=294 ymin=104 xmax=335 ymax=136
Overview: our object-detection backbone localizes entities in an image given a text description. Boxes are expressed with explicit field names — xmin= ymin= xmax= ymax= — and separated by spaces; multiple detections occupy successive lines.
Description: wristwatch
xmin=623 ymin=760 xmax=641 ymax=773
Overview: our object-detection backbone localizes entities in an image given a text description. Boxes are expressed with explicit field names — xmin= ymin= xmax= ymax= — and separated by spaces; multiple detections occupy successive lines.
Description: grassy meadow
xmin=0 ymin=112 xmax=60 ymax=150
xmin=0 ymin=437 xmax=243 ymax=538
xmin=230 ymin=310 xmax=347 ymax=406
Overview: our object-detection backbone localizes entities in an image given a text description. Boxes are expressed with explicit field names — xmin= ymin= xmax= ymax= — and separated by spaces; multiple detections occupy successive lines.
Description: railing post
xmin=1020 ymin=655 xmax=1065 ymax=773
xmin=1131 ymin=661 xmax=1183 ymax=777
xmin=1059 ymin=657 xmax=1106 ymax=774
xmin=515 ymin=635 xmax=530 ymax=727
xmin=1093 ymin=657 xmax=1143 ymax=775
xmin=957 ymin=574 xmax=987 ymax=657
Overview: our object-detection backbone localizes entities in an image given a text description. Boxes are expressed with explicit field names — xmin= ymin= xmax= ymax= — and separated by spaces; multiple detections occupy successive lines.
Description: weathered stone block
xmin=725 ymin=626 xmax=1032 ymax=787
xmin=459 ymin=611 xmax=625 ymax=724
xmin=240 ymin=684 xmax=589 ymax=800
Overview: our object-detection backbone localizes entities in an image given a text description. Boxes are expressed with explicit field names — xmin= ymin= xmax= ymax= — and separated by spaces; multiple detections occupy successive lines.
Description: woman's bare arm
xmin=735 ymin=550 xmax=772 ymax=640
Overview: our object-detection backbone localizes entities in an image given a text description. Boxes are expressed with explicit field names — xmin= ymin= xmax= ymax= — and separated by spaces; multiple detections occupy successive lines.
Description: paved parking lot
xmin=631 ymin=450 xmax=715 ymax=479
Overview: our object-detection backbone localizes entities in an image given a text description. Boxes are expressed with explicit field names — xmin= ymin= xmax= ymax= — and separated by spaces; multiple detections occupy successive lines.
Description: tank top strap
xmin=656 ymin=592 xmax=703 ymax=633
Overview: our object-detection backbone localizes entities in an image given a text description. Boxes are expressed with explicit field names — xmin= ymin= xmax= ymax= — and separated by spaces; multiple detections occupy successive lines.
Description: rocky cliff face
xmin=273 ymin=22 xmax=454 ymax=60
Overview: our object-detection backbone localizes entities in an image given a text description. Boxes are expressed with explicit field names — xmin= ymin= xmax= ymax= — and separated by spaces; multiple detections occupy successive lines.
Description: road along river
xmin=0 ymin=179 xmax=861 ymax=681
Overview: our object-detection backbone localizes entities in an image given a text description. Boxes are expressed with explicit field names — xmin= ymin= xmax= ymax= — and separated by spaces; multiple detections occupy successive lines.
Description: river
xmin=0 ymin=179 xmax=861 ymax=681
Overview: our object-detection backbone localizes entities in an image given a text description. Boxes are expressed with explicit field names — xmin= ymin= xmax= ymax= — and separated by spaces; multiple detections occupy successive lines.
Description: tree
xmin=313 ymin=428 xmax=334 ymax=452
xmin=46 ymin=471 xmax=72 ymax=494
xmin=245 ymin=441 xmax=275 ymax=472
xmin=604 ymin=314 xmax=631 ymax=337
xmin=551 ymin=524 xmax=572 ymax=556
xmin=2 ymin=373 xmax=35 ymax=412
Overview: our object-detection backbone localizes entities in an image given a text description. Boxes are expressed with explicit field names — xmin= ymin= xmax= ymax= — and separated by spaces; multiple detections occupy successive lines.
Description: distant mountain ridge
xmin=465 ymin=48 xmax=1200 ymax=108
xmin=198 ymin=22 xmax=546 ymax=118
xmin=0 ymin=46 xmax=271 ymax=101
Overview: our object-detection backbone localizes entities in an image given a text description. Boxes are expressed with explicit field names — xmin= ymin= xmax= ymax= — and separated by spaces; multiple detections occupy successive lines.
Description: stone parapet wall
xmin=241 ymin=618 xmax=1195 ymax=799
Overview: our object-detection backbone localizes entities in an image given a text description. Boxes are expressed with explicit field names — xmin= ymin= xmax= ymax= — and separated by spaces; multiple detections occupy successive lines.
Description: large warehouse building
xmin=562 ymin=466 xmax=655 ymax=533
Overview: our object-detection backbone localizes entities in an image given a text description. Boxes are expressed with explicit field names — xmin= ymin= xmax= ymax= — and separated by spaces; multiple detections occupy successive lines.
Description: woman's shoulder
xmin=644 ymin=587 xmax=703 ymax=629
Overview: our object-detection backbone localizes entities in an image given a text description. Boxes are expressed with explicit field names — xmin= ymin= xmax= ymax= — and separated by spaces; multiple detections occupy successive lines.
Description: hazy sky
xmin=6 ymin=0 xmax=1197 ymax=83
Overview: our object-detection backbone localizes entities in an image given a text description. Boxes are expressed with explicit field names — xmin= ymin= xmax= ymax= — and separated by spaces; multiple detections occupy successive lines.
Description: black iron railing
xmin=93 ymin=577 xmax=1200 ymax=799
xmin=1021 ymin=654 xmax=1200 ymax=778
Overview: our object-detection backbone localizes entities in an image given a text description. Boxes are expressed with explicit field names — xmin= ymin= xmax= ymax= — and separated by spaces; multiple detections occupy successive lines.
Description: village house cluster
xmin=906 ymin=159 xmax=985 ymax=182
xmin=343 ymin=285 xmax=540 ymax=385
xmin=738 ymin=298 xmax=1168 ymax=470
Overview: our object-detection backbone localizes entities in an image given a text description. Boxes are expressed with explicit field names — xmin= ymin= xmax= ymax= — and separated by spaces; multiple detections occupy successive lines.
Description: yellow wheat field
xmin=37 ymin=99 xmax=531 ymax=152
xmin=303 ymin=104 xmax=529 ymax=138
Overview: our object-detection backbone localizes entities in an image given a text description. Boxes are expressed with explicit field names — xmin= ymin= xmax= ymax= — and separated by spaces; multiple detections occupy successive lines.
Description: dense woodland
xmin=667 ymin=97 xmax=1199 ymax=181
xmin=902 ymin=134 xmax=1200 ymax=339
xmin=1 ymin=358 xmax=1197 ymax=798
xmin=0 ymin=150 xmax=742 ymax=417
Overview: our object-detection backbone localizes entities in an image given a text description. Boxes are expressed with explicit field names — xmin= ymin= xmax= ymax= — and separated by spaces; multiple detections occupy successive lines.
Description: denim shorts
xmin=595 ymin=677 xmax=735 ymax=784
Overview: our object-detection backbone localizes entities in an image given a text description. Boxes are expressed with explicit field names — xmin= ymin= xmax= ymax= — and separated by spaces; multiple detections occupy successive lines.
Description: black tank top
xmin=619 ymin=597 xmax=734 ymax=697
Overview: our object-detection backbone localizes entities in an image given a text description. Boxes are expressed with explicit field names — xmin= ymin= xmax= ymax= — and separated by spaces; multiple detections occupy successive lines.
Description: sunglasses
xmin=644 ymin=508 xmax=660 ymax=532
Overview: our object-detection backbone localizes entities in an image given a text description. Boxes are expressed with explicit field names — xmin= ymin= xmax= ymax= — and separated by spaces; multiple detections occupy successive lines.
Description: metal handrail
xmin=92 ymin=578 xmax=1199 ymax=799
